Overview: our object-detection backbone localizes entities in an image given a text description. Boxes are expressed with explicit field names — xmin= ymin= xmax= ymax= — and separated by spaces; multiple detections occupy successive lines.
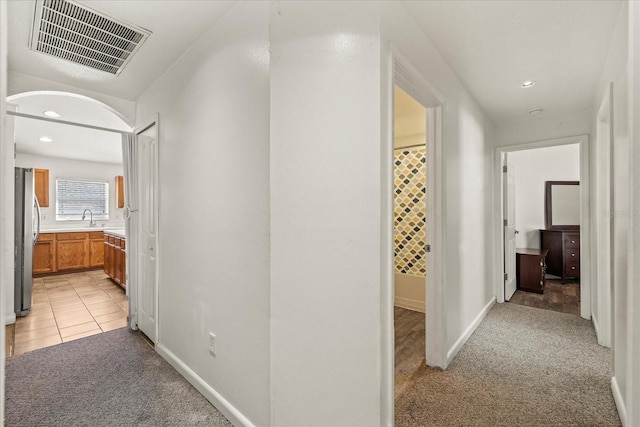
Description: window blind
xmin=56 ymin=179 xmax=109 ymax=220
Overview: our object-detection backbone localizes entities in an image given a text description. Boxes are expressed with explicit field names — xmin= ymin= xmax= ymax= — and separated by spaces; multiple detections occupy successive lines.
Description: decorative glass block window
xmin=56 ymin=179 xmax=109 ymax=221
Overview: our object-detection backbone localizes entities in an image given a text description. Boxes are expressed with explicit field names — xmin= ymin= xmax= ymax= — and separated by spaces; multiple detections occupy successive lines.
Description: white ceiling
xmin=8 ymin=0 xmax=235 ymax=101
xmin=6 ymin=0 xmax=625 ymax=143
xmin=7 ymin=0 xmax=235 ymax=164
xmin=400 ymin=0 xmax=623 ymax=124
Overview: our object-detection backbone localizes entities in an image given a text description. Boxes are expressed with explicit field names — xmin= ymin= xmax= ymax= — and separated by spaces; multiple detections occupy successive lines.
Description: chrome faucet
xmin=81 ymin=209 xmax=95 ymax=227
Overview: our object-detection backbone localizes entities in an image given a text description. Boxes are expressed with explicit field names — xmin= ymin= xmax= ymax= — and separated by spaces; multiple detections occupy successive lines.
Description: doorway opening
xmin=4 ymin=91 xmax=132 ymax=357
xmin=393 ymin=85 xmax=427 ymax=397
xmin=495 ymin=135 xmax=591 ymax=321
xmin=387 ymin=52 xmax=445 ymax=412
xmin=502 ymin=145 xmax=582 ymax=316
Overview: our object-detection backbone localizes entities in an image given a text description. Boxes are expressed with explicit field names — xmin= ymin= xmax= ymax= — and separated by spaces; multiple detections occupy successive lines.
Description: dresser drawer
xmin=563 ymin=234 xmax=580 ymax=248
xmin=564 ymin=248 xmax=580 ymax=261
xmin=565 ymin=260 xmax=580 ymax=276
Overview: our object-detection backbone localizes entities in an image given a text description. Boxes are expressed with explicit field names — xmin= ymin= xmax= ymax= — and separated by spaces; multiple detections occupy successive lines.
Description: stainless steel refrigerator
xmin=15 ymin=167 xmax=41 ymax=317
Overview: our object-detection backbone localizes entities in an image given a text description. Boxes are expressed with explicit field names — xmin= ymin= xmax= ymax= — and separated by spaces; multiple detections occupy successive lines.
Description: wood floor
xmin=394 ymin=306 xmax=425 ymax=398
xmin=509 ymin=278 xmax=580 ymax=315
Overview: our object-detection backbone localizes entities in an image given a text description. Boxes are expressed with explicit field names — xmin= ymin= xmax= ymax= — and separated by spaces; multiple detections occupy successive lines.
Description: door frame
xmin=381 ymin=42 xmax=446 ymax=424
xmin=493 ymin=135 xmax=591 ymax=320
xmin=128 ymin=115 xmax=160 ymax=344
xmin=594 ymin=84 xmax=613 ymax=348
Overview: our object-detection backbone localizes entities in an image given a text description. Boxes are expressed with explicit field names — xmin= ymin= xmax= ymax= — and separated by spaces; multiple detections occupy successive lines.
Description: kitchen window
xmin=56 ymin=179 xmax=109 ymax=221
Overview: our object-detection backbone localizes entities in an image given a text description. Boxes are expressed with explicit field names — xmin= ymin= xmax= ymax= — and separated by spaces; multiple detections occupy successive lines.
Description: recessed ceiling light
xmin=528 ymin=107 xmax=544 ymax=115
xmin=39 ymin=136 xmax=53 ymax=142
xmin=43 ymin=110 xmax=60 ymax=118
xmin=521 ymin=80 xmax=536 ymax=88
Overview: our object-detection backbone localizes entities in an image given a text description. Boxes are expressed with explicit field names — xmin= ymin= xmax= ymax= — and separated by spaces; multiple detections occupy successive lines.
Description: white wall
xmin=14 ymin=153 xmax=125 ymax=230
xmin=496 ymin=108 xmax=592 ymax=147
xmin=628 ymin=4 xmax=640 ymax=425
xmin=270 ymin=2 xmax=384 ymax=425
xmin=136 ymin=3 xmax=270 ymax=426
xmin=510 ymin=145 xmax=580 ymax=249
xmin=591 ymin=3 xmax=631 ymax=423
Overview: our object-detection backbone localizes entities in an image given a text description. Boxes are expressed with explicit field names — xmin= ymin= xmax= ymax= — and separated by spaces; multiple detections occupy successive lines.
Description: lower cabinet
xmin=104 ymin=232 xmax=126 ymax=289
xmin=89 ymin=232 xmax=105 ymax=267
xmin=33 ymin=233 xmax=56 ymax=274
xmin=33 ymin=231 xmax=105 ymax=275
xmin=56 ymin=232 xmax=90 ymax=271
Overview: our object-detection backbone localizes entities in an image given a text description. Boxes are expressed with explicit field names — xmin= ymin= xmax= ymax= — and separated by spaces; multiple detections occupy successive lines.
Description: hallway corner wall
xmin=136 ymin=2 xmax=271 ymax=426
xmin=269 ymin=2 xmax=384 ymax=425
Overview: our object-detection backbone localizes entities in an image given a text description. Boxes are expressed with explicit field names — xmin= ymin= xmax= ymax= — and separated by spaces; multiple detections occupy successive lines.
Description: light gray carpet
xmin=396 ymin=303 xmax=621 ymax=426
xmin=5 ymin=328 xmax=232 ymax=427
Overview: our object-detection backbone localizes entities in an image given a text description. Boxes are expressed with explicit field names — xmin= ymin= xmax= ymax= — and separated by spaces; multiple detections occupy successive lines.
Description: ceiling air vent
xmin=30 ymin=0 xmax=151 ymax=75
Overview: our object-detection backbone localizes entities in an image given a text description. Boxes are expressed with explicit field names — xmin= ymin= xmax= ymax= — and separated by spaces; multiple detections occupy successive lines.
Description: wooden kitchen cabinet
xmin=104 ymin=234 xmax=112 ymax=278
xmin=89 ymin=231 xmax=105 ymax=267
xmin=115 ymin=239 xmax=125 ymax=286
xmin=115 ymin=175 xmax=125 ymax=209
xmin=106 ymin=236 xmax=117 ymax=279
xmin=104 ymin=232 xmax=126 ymax=289
xmin=34 ymin=168 xmax=49 ymax=207
xmin=33 ymin=233 xmax=56 ymax=274
xmin=33 ymin=231 xmax=107 ymax=276
xmin=56 ymin=232 xmax=90 ymax=271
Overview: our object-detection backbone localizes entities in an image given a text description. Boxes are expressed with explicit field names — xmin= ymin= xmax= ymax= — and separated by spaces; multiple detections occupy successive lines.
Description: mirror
xmin=545 ymin=181 xmax=580 ymax=230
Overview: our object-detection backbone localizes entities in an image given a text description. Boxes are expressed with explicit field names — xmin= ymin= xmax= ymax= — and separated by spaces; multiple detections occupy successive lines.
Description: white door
xmin=136 ymin=123 xmax=158 ymax=342
xmin=503 ymin=154 xmax=517 ymax=301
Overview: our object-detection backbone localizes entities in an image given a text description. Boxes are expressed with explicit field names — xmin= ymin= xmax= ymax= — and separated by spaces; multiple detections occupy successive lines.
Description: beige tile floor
xmin=6 ymin=270 xmax=128 ymax=357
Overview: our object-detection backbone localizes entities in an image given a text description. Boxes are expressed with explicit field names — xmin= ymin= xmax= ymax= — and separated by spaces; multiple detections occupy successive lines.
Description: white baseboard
xmin=394 ymin=296 xmax=426 ymax=313
xmin=446 ymin=298 xmax=495 ymax=364
xmin=156 ymin=343 xmax=255 ymax=427
xmin=5 ymin=313 xmax=16 ymax=325
xmin=611 ymin=376 xmax=627 ymax=426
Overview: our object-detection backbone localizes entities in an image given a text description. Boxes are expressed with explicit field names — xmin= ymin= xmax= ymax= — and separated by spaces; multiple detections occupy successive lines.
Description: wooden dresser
xmin=540 ymin=229 xmax=580 ymax=283
xmin=516 ymin=248 xmax=548 ymax=293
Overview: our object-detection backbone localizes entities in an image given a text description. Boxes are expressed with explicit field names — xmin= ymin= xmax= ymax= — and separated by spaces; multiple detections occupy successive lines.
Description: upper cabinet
xmin=34 ymin=168 xmax=49 ymax=207
xmin=115 ymin=175 xmax=124 ymax=209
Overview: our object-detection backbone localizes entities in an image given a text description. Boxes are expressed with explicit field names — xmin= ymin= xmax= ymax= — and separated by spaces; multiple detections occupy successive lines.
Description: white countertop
xmin=41 ymin=227 xmax=104 ymax=233
xmin=103 ymin=229 xmax=126 ymax=238
xmin=41 ymin=227 xmax=126 ymax=238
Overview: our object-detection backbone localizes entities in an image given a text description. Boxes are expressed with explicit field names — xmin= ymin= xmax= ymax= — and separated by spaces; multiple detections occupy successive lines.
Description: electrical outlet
xmin=41 ymin=214 xmax=47 ymax=220
xmin=208 ymin=332 xmax=216 ymax=356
